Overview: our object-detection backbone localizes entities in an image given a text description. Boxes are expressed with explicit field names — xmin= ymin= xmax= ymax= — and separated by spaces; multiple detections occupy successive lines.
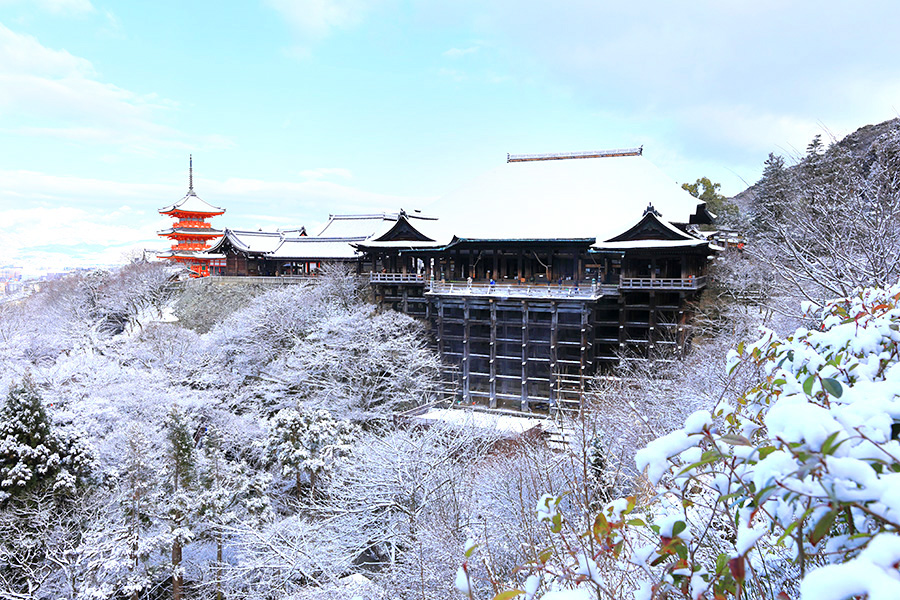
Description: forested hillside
xmin=2 ymin=120 xmax=900 ymax=600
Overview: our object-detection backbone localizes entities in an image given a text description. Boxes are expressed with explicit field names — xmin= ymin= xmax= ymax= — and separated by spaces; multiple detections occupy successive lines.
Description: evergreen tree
xmin=163 ymin=406 xmax=197 ymax=600
xmin=198 ymin=425 xmax=272 ymax=600
xmin=266 ymin=408 xmax=356 ymax=500
xmin=752 ymin=152 xmax=792 ymax=230
xmin=0 ymin=375 xmax=91 ymax=504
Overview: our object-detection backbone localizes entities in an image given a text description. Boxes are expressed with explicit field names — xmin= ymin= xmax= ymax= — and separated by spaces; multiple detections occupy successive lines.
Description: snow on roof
xmin=269 ymin=238 xmax=359 ymax=260
xmin=316 ymin=213 xmax=399 ymax=238
xmin=317 ymin=211 xmax=440 ymax=239
xmin=210 ymin=229 xmax=284 ymax=254
xmin=593 ymin=239 xmax=710 ymax=250
xmin=412 ymin=407 xmax=545 ymax=436
xmin=422 ymin=153 xmax=702 ymax=244
xmin=159 ymin=190 xmax=225 ymax=215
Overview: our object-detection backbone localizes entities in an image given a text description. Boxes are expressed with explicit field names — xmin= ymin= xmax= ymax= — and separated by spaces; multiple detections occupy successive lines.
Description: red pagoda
xmin=158 ymin=156 xmax=226 ymax=277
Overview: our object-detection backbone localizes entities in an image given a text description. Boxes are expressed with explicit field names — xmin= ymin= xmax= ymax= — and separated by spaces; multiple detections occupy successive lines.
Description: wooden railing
xmin=191 ymin=275 xmax=316 ymax=285
xmin=619 ymin=276 xmax=707 ymax=290
xmin=427 ymin=281 xmax=609 ymax=299
xmin=369 ymin=272 xmax=426 ymax=284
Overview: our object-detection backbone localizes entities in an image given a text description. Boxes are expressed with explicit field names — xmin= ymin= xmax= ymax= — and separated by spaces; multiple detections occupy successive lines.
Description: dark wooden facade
xmin=359 ymin=209 xmax=714 ymax=414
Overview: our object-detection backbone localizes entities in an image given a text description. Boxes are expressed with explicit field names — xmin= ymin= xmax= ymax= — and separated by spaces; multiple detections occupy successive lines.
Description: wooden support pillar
xmin=489 ymin=300 xmax=497 ymax=409
xmin=463 ymin=300 xmax=471 ymax=405
xmin=648 ymin=291 xmax=657 ymax=356
xmin=436 ymin=300 xmax=444 ymax=359
xmin=493 ymin=250 xmax=499 ymax=281
xmin=580 ymin=304 xmax=590 ymax=400
xmin=521 ymin=301 xmax=529 ymax=412
xmin=517 ymin=249 xmax=524 ymax=281
xmin=547 ymin=249 xmax=554 ymax=281
xmin=402 ymin=287 xmax=409 ymax=314
xmin=550 ymin=302 xmax=558 ymax=412
xmin=618 ymin=295 xmax=627 ymax=356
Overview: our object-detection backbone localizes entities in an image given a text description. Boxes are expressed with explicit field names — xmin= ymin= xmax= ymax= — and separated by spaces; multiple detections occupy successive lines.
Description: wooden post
xmin=581 ymin=304 xmax=590 ymax=403
xmin=550 ymin=302 xmax=558 ymax=412
xmin=463 ymin=300 xmax=471 ymax=405
xmin=489 ymin=300 xmax=497 ymax=409
xmin=436 ymin=300 xmax=444 ymax=360
xmin=521 ymin=301 xmax=529 ymax=412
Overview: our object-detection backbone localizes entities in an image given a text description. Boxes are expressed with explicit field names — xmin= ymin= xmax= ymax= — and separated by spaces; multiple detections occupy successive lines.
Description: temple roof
xmin=419 ymin=152 xmax=704 ymax=244
xmin=159 ymin=190 xmax=225 ymax=216
xmin=269 ymin=237 xmax=360 ymax=260
xmin=207 ymin=229 xmax=284 ymax=254
xmin=317 ymin=211 xmax=438 ymax=239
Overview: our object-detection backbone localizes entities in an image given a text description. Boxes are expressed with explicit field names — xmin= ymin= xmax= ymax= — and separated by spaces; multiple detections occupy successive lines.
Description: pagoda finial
xmin=189 ymin=155 xmax=194 ymax=193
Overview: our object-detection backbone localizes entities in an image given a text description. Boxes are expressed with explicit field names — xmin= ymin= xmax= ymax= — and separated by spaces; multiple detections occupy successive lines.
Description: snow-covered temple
xmin=358 ymin=149 xmax=716 ymax=413
xmin=158 ymin=157 xmax=226 ymax=277
xmin=202 ymin=148 xmax=718 ymax=413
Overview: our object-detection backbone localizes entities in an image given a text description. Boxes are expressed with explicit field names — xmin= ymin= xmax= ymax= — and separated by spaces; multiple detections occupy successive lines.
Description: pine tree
xmin=0 ymin=375 xmax=91 ymax=504
xmin=164 ymin=406 xmax=196 ymax=600
xmin=266 ymin=408 xmax=356 ymax=500
xmin=753 ymin=152 xmax=792 ymax=229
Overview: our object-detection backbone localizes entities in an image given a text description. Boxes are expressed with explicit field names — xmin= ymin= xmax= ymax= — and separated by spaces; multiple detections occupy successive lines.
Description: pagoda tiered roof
xmin=159 ymin=190 xmax=225 ymax=216
xmin=157 ymin=226 xmax=223 ymax=237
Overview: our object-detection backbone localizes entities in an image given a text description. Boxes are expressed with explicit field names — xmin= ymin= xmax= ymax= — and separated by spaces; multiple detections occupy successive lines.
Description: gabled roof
xmin=159 ymin=190 xmax=225 ymax=216
xmin=604 ymin=209 xmax=695 ymax=243
xmin=371 ymin=213 xmax=436 ymax=243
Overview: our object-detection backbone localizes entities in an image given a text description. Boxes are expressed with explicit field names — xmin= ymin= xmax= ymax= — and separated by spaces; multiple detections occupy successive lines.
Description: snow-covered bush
xmin=479 ymin=283 xmax=900 ymax=599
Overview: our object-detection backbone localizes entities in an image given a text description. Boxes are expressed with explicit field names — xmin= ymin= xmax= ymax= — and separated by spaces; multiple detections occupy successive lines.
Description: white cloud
xmin=443 ymin=46 xmax=479 ymax=58
xmin=0 ymin=169 xmax=433 ymax=272
xmin=299 ymin=167 xmax=354 ymax=180
xmin=0 ymin=24 xmax=232 ymax=152
xmin=265 ymin=0 xmax=387 ymax=40
xmin=0 ymin=0 xmax=94 ymax=16
xmin=35 ymin=0 xmax=94 ymax=15
xmin=418 ymin=0 xmax=900 ymax=167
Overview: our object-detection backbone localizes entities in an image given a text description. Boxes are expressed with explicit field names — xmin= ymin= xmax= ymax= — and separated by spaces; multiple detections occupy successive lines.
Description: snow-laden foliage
xmin=0 ymin=376 xmax=91 ymax=504
xmin=750 ymin=129 xmax=900 ymax=302
xmin=480 ymin=283 xmax=900 ymax=600
xmin=265 ymin=408 xmax=356 ymax=499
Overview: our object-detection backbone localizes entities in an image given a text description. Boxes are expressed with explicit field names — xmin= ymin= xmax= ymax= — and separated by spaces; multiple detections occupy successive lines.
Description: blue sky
xmin=2 ymin=0 xmax=899 ymax=274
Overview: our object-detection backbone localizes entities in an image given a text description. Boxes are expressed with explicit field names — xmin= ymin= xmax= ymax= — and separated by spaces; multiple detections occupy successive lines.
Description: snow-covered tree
xmin=0 ymin=375 xmax=91 ymax=504
xmin=266 ymin=408 xmax=356 ymax=499
xmin=163 ymin=406 xmax=197 ymax=600
xmin=480 ymin=282 xmax=900 ymax=600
